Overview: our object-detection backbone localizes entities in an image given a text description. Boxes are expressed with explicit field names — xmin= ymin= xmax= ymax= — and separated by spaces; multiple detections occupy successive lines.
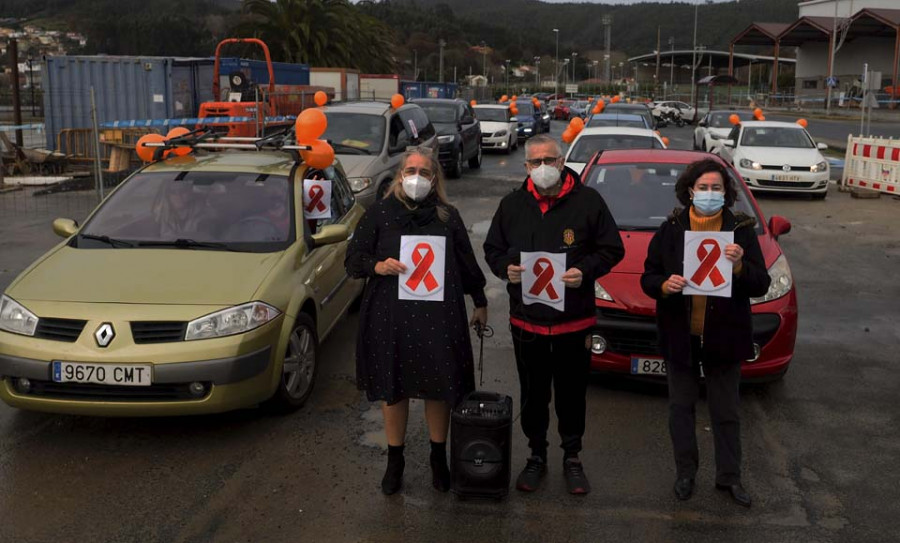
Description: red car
xmin=553 ymin=100 xmax=574 ymax=120
xmin=581 ymin=149 xmax=797 ymax=382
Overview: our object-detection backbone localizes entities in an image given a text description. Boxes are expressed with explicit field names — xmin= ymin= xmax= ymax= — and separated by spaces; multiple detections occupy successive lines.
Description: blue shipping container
xmin=401 ymin=81 xmax=458 ymax=100
xmin=217 ymin=57 xmax=310 ymax=88
xmin=42 ymin=55 xmax=215 ymax=149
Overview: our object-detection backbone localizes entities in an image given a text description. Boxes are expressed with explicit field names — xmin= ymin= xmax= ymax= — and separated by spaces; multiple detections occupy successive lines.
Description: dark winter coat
xmin=483 ymin=168 xmax=625 ymax=327
xmin=640 ymin=207 xmax=771 ymax=368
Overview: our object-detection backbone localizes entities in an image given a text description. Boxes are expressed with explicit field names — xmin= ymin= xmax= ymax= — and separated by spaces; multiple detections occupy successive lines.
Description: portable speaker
xmin=450 ymin=391 xmax=513 ymax=500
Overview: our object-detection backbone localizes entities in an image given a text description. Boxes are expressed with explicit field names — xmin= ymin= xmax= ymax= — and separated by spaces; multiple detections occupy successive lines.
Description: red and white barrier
xmin=842 ymin=135 xmax=900 ymax=194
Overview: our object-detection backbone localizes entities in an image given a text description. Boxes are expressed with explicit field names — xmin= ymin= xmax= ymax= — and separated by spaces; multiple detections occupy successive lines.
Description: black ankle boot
xmin=382 ymin=445 xmax=405 ymax=495
xmin=430 ymin=440 xmax=451 ymax=492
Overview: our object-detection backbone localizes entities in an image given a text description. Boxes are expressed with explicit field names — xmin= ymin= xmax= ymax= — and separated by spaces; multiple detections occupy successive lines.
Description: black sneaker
xmin=563 ymin=458 xmax=591 ymax=495
xmin=515 ymin=456 xmax=547 ymax=492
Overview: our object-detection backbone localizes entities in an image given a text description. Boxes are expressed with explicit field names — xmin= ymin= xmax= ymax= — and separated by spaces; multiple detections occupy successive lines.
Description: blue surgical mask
xmin=692 ymin=190 xmax=725 ymax=214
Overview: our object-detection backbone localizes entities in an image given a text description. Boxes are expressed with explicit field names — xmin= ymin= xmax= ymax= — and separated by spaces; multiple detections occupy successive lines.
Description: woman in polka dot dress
xmin=345 ymin=148 xmax=488 ymax=495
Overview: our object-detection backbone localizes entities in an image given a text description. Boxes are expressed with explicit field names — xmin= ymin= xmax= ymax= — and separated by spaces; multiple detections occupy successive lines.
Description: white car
xmin=564 ymin=127 xmax=667 ymax=175
xmin=717 ymin=121 xmax=829 ymax=199
xmin=652 ymin=101 xmax=696 ymax=123
xmin=474 ymin=104 xmax=518 ymax=154
xmin=694 ymin=110 xmax=755 ymax=152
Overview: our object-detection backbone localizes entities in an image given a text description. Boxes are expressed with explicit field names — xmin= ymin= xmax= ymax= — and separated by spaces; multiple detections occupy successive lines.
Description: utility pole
xmin=481 ymin=41 xmax=487 ymax=79
xmin=534 ymin=56 xmax=541 ymax=90
xmin=553 ymin=29 xmax=560 ymax=97
xmin=655 ymin=26 xmax=661 ymax=97
xmin=602 ymin=15 xmax=612 ymax=83
xmin=414 ymin=50 xmax=418 ymax=81
xmin=669 ymin=36 xmax=675 ymax=91
xmin=827 ymin=1 xmax=838 ymax=116
xmin=691 ymin=2 xmax=699 ymax=108
xmin=438 ymin=39 xmax=446 ymax=83
xmin=571 ymin=52 xmax=578 ymax=92
xmin=505 ymin=59 xmax=511 ymax=96
xmin=9 ymin=38 xmax=23 ymax=147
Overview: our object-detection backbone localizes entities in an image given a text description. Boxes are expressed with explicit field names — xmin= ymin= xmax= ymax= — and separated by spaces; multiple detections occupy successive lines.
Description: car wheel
xmin=469 ymin=143 xmax=482 ymax=169
xmin=263 ymin=313 xmax=319 ymax=414
xmin=449 ymin=149 xmax=464 ymax=178
xmin=504 ymin=136 xmax=513 ymax=154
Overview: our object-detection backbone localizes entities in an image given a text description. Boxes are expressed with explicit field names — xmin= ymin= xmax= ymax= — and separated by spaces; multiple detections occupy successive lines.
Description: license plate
xmin=52 ymin=362 xmax=152 ymax=386
xmin=631 ymin=357 xmax=667 ymax=376
xmin=772 ymin=174 xmax=801 ymax=182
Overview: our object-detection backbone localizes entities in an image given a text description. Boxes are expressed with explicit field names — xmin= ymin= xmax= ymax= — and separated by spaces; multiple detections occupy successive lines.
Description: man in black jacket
xmin=483 ymin=134 xmax=624 ymax=495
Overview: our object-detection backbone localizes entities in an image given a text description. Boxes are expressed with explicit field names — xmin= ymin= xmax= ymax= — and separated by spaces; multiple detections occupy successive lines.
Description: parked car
xmin=586 ymin=113 xmax=651 ymax=130
xmin=474 ymin=104 xmax=518 ymax=153
xmin=553 ymin=100 xmax=574 ymax=120
xmin=605 ymin=103 xmax=657 ymax=130
xmin=536 ymin=101 xmax=552 ymax=132
xmin=322 ymin=101 xmax=438 ymax=205
xmin=652 ymin=101 xmax=697 ymax=123
xmin=414 ymin=98 xmax=482 ymax=178
xmin=0 ymin=147 xmax=365 ymax=416
xmin=564 ymin=127 xmax=667 ymax=175
xmin=568 ymin=100 xmax=591 ymax=120
xmin=513 ymin=101 xmax=545 ymax=141
xmin=581 ymin=149 xmax=797 ymax=382
xmin=694 ymin=110 xmax=755 ymax=152
xmin=717 ymin=121 xmax=829 ymax=199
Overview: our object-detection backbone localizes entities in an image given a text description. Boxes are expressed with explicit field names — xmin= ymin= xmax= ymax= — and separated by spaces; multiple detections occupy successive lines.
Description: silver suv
xmin=321 ymin=101 xmax=438 ymax=207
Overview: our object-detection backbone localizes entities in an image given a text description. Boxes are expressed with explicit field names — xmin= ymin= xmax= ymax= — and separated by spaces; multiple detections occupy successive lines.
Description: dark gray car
xmin=413 ymin=98 xmax=482 ymax=178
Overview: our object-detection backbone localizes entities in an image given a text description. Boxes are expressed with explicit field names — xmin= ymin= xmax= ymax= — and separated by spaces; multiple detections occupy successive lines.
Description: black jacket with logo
xmin=483 ymin=168 xmax=625 ymax=326
xmin=640 ymin=207 xmax=771 ymax=367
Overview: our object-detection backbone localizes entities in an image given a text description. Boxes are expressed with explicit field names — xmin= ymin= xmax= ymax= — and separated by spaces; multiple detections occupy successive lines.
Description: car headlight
xmin=496 ymin=130 xmax=508 ymax=137
xmin=0 ymin=295 xmax=38 ymax=336
xmin=751 ymin=254 xmax=793 ymax=305
xmin=437 ymin=135 xmax=455 ymax=144
xmin=524 ymin=128 xmax=533 ymax=133
xmin=185 ymin=301 xmax=281 ymax=341
xmin=348 ymin=177 xmax=372 ymax=193
xmin=739 ymin=159 xmax=762 ymax=170
xmin=811 ymin=160 xmax=828 ymax=173
xmin=594 ymin=282 xmax=614 ymax=302
xmin=542 ymin=114 xmax=550 ymax=120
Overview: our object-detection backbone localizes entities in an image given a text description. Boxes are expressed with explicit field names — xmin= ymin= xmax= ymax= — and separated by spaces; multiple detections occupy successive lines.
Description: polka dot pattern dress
xmin=345 ymin=196 xmax=487 ymax=407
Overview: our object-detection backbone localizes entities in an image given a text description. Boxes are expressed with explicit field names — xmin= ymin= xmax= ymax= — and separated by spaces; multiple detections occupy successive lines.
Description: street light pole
xmin=480 ymin=41 xmax=487 ymax=79
xmin=553 ymin=29 xmax=560 ymax=97
xmin=505 ymin=59 xmax=511 ymax=96
xmin=27 ymin=56 xmax=35 ymax=116
xmin=571 ymin=52 xmax=578 ymax=93
xmin=534 ymin=56 xmax=541 ymax=91
xmin=438 ymin=39 xmax=446 ymax=83
xmin=691 ymin=2 xmax=698 ymax=107
xmin=668 ymin=36 xmax=675 ymax=92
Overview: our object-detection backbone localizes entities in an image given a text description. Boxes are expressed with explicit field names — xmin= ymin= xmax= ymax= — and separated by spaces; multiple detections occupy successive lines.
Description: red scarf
xmin=527 ymin=170 xmax=576 ymax=214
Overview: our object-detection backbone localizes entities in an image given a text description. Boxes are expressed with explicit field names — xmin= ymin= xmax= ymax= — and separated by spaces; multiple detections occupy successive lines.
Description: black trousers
xmin=511 ymin=326 xmax=591 ymax=457
xmin=667 ymin=335 xmax=742 ymax=485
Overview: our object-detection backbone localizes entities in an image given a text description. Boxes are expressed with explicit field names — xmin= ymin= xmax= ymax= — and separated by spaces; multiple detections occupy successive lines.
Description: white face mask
xmin=531 ymin=164 xmax=561 ymax=189
xmin=401 ymin=175 xmax=433 ymax=201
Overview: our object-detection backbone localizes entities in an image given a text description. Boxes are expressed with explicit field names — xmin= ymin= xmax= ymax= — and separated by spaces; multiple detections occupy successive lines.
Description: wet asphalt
xmin=1 ymin=121 xmax=899 ymax=542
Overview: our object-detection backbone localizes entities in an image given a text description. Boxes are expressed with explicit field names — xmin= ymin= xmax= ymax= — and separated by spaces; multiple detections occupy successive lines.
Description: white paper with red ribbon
xmin=398 ymin=235 xmax=446 ymax=302
xmin=521 ymin=251 xmax=566 ymax=311
xmin=302 ymin=179 xmax=332 ymax=220
xmin=683 ymin=231 xmax=733 ymax=298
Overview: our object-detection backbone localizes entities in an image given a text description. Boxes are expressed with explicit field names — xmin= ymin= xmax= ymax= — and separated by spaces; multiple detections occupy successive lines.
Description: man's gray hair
xmin=525 ymin=134 xmax=562 ymax=158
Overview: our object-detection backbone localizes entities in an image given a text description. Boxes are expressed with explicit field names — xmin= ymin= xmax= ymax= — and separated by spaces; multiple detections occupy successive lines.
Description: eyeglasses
xmin=402 ymin=167 xmax=434 ymax=179
xmin=526 ymin=156 xmax=561 ymax=167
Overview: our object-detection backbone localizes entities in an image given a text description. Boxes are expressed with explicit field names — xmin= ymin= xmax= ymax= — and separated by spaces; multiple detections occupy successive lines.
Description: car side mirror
xmin=310 ymin=224 xmax=349 ymax=247
xmin=816 ymin=142 xmax=828 ymax=150
xmin=53 ymin=218 xmax=78 ymax=238
xmin=768 ymin=215 xmax=792 ymax=239
xmin=723 ymin=139 xmax=735 ymax=148
xmin=509 ymin=116 xmax=518 ymax=122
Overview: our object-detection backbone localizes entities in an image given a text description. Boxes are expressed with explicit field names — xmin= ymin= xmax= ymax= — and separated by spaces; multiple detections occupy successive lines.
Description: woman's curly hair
xmin=674 ymin=158 xmax=738 ymax=208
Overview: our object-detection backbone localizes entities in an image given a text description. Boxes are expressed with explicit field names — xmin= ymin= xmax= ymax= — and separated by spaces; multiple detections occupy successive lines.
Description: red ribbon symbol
xmin=306 ymin=185 xmax=326 ymax=213
xmin=405 ymin=243 xmax=439 ymax=292
xmin=528 ymin=258 xmax=559 ymax=300
xmin=690 ymin=239 xmax=726 ymax=287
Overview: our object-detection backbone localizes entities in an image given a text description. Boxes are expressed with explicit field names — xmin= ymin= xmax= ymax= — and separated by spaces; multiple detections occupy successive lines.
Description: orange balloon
xmin=391 ymin=94 xmax=405 ymax=109
xmin=661 ymin=137 xmax=670 ymax=147
xmin=135 ymin=133 xmax=166 ymax=163
xmin=729 ymin=114 xmax=741 ymax=125
xmin=314 ymin=91 xmax=328 ymax=107
xmin=295 ymin=108 xmax=328 ymax=144
xmin=758 ymin=115 xmax=766 ymax=121
xmin=470 ymin=99 xmax=477 ymax=107
xmin=753 ymin=107 xmax=763 ymax=119
xmin=569 ymin=117 xmax=584 ymax=131
xmin=561 ymin=129 xmax=575 ymax=144
xmin=611 ymin=95 xmax=621 ymax=103
xmin=511 ymin=95 xmax=518 ymax=101
xmin=510 ymin=106 xmax=519 ymax=116
xmin=500 ymin=95 xmax=508 ymax=103
xmin=302 ymin=140 xmax=335 ymax=169
xmin=796 ymin=118 xmax=808 ymax=128
xmin=164 ymin=127 xmax=191 ymax=157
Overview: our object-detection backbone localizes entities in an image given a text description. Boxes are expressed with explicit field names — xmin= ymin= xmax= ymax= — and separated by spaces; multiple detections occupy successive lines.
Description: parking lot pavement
xmin=0 ymin=122 xmax=899 ymax=542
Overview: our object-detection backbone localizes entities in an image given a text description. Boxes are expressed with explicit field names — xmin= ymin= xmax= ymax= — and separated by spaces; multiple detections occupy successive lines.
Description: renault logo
xmin=782 ymin=165 xmax=792 ymax=172
xmin=94 ymin=323 xmax=115 ymax=347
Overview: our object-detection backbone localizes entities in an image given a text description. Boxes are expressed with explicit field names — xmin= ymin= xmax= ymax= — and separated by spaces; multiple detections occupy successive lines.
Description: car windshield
xmin=322 ymin=112 xmax=385 ymax=153
xmin=587 ymin=116 xmax=646 ymax=129
xmin=568 ymin=135 xmax=663 ymax=163
xmin=475 ymin=108 xmax=508 ymax=122
xmin=78 ymin=171 xmax=294 ymax=252
xmin=740 ymin=127 xmax=814 ymax=148
xmin=515 ymin=103 xmax=535 ymax=116
xmin=419 ymin=103 xmax=458 ymax=124
xmin=709 ymin=111 xmax=754 ymax=128
xmin=583 ymin=163 xmax=761 ymax=232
